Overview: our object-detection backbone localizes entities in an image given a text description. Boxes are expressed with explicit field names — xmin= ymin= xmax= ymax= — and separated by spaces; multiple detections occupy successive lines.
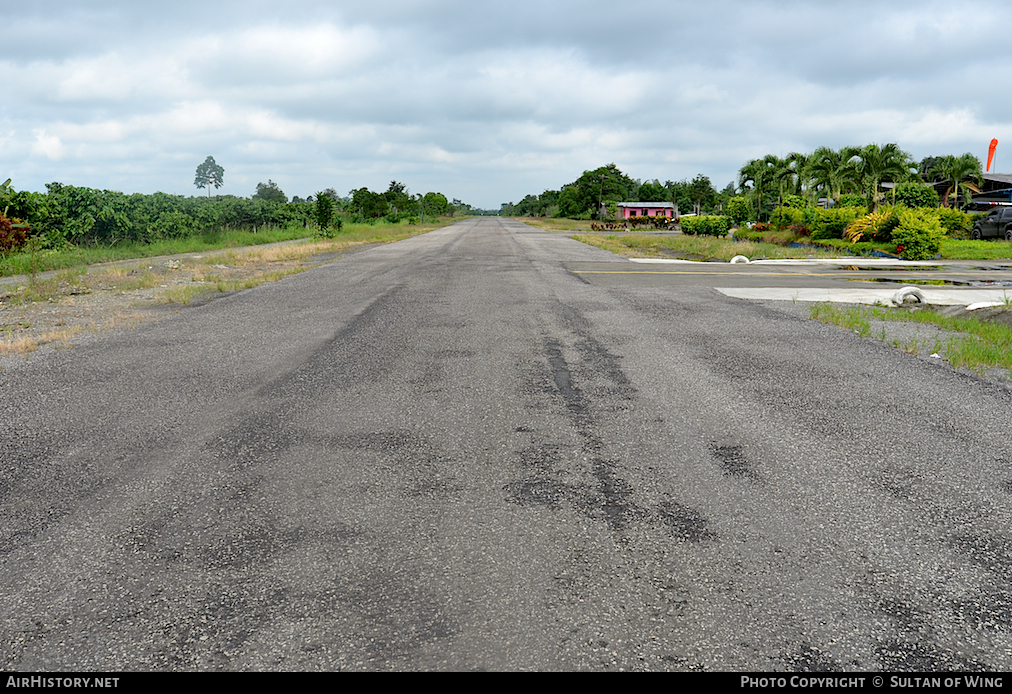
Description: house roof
xmin=615 ymin=201 xmax=675 ymax=208
xmin=984 ymin=173 xmax=1012 ymax=185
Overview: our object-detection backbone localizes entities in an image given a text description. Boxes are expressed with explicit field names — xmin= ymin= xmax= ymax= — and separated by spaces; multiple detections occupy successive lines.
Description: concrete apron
xmin=628 ymin=257 xmax=1012 ymax=309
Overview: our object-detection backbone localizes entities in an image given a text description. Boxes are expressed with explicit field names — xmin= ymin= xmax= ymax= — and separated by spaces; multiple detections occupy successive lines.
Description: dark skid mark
xmin=948 ymin=533 xmax=1012 ymax=576
xmin=258 ymin=285 xmax=408 ymax=402
xmin=546 ymin=340 xmax=589 ymax=423
xmin=780 ymin=645 xmax=843 ymax=672
xmin=877 ymin=467 xmax=920 ymax=501
xmin=953 ymin=589 xmax=1012 ymax=631
xmin=583 ymin=458 xmax=644 ymax=532
xmin=656 ymin=501 xmax=717 ymax=543
xmin=504 ymin=477 xmax=568 ymax=510
xmin=504 ymin=444 xmax=568 ymax=510
xmin=711 ymin=443 xmax=758 ymax=480
xmin=876 ymin=641 xmax=990 ymax=672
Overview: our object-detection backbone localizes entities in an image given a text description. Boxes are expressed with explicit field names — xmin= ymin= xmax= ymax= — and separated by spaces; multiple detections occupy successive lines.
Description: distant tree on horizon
xmin=194 ymin=156 xmax=224 ymax=197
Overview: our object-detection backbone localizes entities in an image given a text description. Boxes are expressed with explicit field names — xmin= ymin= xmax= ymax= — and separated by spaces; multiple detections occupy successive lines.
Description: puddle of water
xmin=848 ymin=278 xmax=960 ymax=286
xmin=969 ymin=280 xmax=1012 ymax=287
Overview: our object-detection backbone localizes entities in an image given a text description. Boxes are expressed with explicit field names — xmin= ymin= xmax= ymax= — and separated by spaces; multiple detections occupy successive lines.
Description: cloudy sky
xmin=3 ymin=0 xmax=1009 ymax=209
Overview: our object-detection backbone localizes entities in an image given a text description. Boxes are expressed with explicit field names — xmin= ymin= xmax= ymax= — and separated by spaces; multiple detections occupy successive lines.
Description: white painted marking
xmin=714 ymin=287 xmax=1012 ymax=306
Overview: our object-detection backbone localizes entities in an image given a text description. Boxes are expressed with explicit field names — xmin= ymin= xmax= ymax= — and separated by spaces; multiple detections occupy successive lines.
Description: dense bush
xmin=838 ymin=193 xmax=868 ymax=209
xmin=725 ymin=196 xmax=751 ymax=225
xmin=22 ymin=184 xmax=311 ymax=248
xmin=809 ymin=207 xmax=864 ymax=240
xmin=935 ymin=207 xmax=974 ymax=238
xmin=314 ymin=191 xmax=335 ymax=232
xmin=891 ymin=208 xmax=945 ymax=260
xmin=844 ymin=209 xmax=900 ymax=243
xmin=893 ymin=182 xmax=939 ymax=208
xmin=0 ymin=214 xmax=30 ymax=253
xmin=680 ymin=215 xmax=730 ymax=237
xmin=769 ymin=206 xmax=805 ymax=230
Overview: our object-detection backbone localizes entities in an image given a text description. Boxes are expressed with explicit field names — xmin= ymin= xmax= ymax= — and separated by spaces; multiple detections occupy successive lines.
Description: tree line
xmin=502 ymin=145 xmax=987 ymax=222
xmin=499 ymin=164 xmax=730 ymax=219
xmin=737 ymin=145 xmax=984 ymax=220
xmin=0 ymin=162 xmax=472 ymax=253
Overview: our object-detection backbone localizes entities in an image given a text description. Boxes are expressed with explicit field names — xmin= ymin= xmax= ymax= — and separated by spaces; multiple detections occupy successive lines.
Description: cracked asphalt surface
xmin=3 ymin=217 xmax=1012 ymax=671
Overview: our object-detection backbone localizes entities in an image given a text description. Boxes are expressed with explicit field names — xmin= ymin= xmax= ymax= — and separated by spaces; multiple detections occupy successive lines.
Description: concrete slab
xmin=629 ymin=257 xmax=1003 ymax=268
xmin=714 ymin=286 xmax=1012 ymax=306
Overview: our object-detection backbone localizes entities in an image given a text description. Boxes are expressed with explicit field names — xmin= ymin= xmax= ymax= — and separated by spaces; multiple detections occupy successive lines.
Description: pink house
xmin=606 ymin=202 xmax=676 ymax=219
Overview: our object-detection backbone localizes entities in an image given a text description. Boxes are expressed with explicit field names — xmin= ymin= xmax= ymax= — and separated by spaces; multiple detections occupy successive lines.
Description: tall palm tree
xmin=775 ymin=152 xmax=809 ymax=203
xmin=933 ymin=153 xmax=983 ymax=209
xmin=739 ymin=156 xmax=782 ymax=221
xmin=853 ymin=143 xmax=917 ymax=211
xmin=804 ymin=146 xmax=860 ymax=205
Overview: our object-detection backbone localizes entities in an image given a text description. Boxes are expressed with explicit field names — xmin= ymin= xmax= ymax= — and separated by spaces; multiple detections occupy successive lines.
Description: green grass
xmin=513 ymin=217 xmax=593 ymax=232
xmin=940 ymin=239 xmax=1012 ymax=260
xmin=572 ymin=232 xmax=843 ymax=261
xmin=0 ymin=225 xmax=311 ymax=278
xmin=810 ymin=302 xmax=1012 ymax=375
xmin=0 ymin=217 xmax=459 ymax=278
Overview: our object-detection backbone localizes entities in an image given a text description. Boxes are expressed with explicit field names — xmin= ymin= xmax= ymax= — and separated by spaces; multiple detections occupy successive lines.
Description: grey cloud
xmin=2 ymin=0 xmax=1010 ymax=209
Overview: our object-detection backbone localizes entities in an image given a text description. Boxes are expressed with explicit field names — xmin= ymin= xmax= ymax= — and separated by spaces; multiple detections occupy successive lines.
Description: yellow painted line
xmin=571 ymin=270 xmax=842 ymax=276
xmin=572 ymin=269 xmax=1012 ymax=277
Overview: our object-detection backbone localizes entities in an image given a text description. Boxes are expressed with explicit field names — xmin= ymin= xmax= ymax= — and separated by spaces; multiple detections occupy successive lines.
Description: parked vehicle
xmin=971 ymin=206 xmax=1012 ymax=240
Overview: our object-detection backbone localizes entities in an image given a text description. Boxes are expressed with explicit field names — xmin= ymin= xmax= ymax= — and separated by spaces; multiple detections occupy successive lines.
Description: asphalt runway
xmin=3 ymin=218 xmax=1012 ymax=671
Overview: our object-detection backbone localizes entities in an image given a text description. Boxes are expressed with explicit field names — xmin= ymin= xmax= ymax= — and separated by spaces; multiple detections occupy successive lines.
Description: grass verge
xmin=809 ymin=302 xmax=1012 ymax=376
xmin=511 ymin=217 xmax=593 ymax=232
xmin=571 ymin=233 xmax=843 ymax=261
xmin=0 ymin=218 xmax=452 ymax=357
xmin=0 ymin=216 xmax=460 ymax=278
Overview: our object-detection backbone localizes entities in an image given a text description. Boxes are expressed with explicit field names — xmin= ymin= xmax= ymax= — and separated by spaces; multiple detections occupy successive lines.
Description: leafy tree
xmin=637 ymin=180 xmax=669 ymax=202
xmin=688 ymin=174 xmax=716 ymax=214
xmin=382 ymin=181 xmax=417 ymax=216
xmin=726 ymin=196 xmax=751 ymax=225
xmin=194 ymin=156 xmax=224 ymax=197
xmin=314 ymin=190 xmax=341 ymax=235
xmin=421 ymin=192 xmax=450 ymax=217
xmin=565 ymin=164 xmax=637 ymax=218
xmin=919 ymin=156 xmax=943 ymax=180
xmin=350 ymin=187 xmax=388 ymax=218
xmin=254 ymin=179 xmax=287 ymax=203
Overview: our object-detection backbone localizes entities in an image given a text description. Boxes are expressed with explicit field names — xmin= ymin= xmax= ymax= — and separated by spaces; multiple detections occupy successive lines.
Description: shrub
xmin=0 ymin=214 xmax=30 ymax=253
xmin=893 ymin=182 xmax=939 ymax=208
xmin=891 ymin=208 xmax=945 ymax=260
xmin=810 ymin=206 xmax=863 ymax=240
xmin=935 ymin=207 xmax=974 ymax=238
xmin=844 ymin=209 xmax=900 ymax=243
xmin=680 ymin=215 xmax=730 ymax=237
xmin=769 ymin=206 xmax=804 ymax=230
xmin=726 ymin=196 xmax=751 ymax=225
xmin=314 ymin=191 xmax=335 ymax=231
xmin=780 ymin=194 xmax=807 ymax=208
xmin=838 ymin=193 xmax=868 ymax=209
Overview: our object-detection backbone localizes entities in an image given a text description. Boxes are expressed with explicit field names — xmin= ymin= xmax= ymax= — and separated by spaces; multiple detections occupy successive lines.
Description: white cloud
xmin=31 ymin=129 xmax=64 ymax=160
xmin=2 ymin=0 xmax=1012 ymax=207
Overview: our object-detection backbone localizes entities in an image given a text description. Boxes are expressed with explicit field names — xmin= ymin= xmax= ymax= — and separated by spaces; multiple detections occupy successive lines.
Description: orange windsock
xmin=988 ymin=138 xmax=999 ymax=172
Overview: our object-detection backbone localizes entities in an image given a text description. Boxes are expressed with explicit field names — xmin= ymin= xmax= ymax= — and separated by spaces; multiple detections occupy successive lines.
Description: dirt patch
xmin=0 ymin=240 xmax=364 ymax=360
